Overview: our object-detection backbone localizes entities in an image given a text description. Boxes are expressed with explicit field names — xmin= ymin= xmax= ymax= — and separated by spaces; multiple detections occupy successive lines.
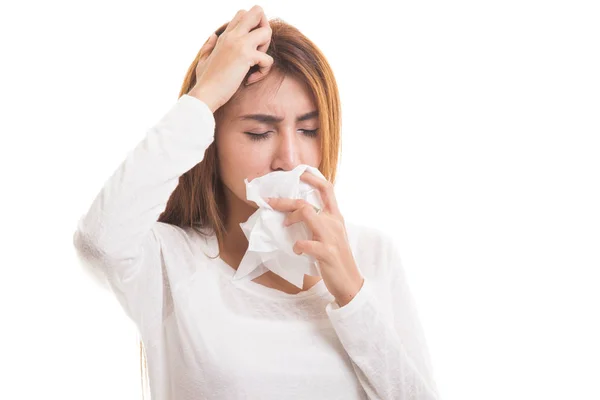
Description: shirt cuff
xmin=325 ymin=277 xmax=373 ymax=318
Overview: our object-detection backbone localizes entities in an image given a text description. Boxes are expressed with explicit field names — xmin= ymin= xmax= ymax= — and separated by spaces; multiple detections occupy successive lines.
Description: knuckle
xmin=326 ymin=244 xmax=337 ymax=255
xmin=243 ymin=45 xmax=256 ymax=60
xmin=240 ymin=49 xmax=251 ymax=64
xmin=236 ymin=39 xmax=250 ymax=52
xmin=300 ymin=204 xmax=312 ymax=217
xmin=296 ymin=199 xmax=307 ymax=208
xmin=219 ymin=31 xmax=231 ymax=44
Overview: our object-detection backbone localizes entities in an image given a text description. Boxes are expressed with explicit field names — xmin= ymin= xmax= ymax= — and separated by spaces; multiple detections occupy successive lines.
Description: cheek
xmin=304 ymin=139 xmax=322 ymax=166
xmin=220 ymin=141 xmax=268 ymax=171
xmin=216 ymin=136 xmax=270 ymax=188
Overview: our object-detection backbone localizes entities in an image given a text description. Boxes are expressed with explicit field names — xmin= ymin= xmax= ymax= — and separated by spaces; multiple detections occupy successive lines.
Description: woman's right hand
xmin=188 ymin=5 xmax=274 ymax=113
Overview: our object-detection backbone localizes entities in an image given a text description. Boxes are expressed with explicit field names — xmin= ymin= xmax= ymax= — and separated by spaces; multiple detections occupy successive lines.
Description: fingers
xmin=268 ymin=197 xmax=324 ymax=238
xmin=218 ymin=5 xmax=272 ymax=88
xmin=246 ymin=23 xmax=272 ymax=53
xmin=283 ymin=203 xmax=321 ymax=227
xmin=255 ymin=10 xmax=271 ymax=53
xmin=224 ymin=9 xmax=246 ymax=33
xmin=293 ymin=240 xmax=329 ymax=261
xmin=299 ymin=172 xmax=341 ymax=216
xmin=266 ymin=197 xmax=306 ymax=212
xmin=246 ymin=51 xmax=274 ymax=85
xmin=198 ymin=33 xmax=217 ymax=60
xmin=234 ymin=5 xmax=267 ymax=35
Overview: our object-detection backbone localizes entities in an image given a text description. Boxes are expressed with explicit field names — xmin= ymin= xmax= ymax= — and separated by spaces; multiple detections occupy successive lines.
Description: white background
xmin=1 ymin=0 xmax=598 ymax=399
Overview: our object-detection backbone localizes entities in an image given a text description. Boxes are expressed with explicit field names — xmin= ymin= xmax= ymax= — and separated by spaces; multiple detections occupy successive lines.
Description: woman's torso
xmin=139 ymin=220 xmax=383 ymax=399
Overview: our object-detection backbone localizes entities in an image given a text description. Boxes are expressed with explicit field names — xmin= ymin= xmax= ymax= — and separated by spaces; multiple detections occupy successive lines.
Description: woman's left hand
xmin=267 ymin=171 xmax=364 ymax=307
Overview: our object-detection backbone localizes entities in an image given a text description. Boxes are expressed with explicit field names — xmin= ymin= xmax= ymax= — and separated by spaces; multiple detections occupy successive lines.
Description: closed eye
xmin=244 ymin=129 xmax=319 ymax=141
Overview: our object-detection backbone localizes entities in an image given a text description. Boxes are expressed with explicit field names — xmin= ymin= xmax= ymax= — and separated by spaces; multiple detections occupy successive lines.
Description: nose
xmin=271 ymin=128 xmax=301 ymax=172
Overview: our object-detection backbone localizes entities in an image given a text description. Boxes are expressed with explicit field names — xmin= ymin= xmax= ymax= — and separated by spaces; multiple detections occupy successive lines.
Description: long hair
xmin=140 ymin=17 xmax=343 ymax=397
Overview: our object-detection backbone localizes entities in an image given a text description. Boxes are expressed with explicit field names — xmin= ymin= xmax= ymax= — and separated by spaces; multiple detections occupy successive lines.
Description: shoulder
xmin=150 ymin=221 xmax=190 ymax=248
xmin=150 ymin=221 xmax=218 ymax=264
xmin=148 ymin=222 xmax=220 ymax=287
xmin=151 ymin=222 xmax=213 ymax=250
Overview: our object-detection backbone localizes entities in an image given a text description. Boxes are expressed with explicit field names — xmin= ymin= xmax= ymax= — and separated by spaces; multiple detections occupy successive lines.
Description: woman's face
xmin=215 ymin=71 xmax=322 ymax=215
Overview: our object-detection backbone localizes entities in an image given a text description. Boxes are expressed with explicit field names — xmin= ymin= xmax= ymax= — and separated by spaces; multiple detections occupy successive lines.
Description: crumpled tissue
xmin=232 ymin=164 xmax=326 ymax=289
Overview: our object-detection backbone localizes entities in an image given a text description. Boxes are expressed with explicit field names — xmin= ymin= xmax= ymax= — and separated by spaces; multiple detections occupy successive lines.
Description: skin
xmin=211 ymin=69 xmax=364 ymax=305
xmin=190 ymin=6 xmax=364 ymax=305
xmin=214 ymin=69 xmax=324 ymax=294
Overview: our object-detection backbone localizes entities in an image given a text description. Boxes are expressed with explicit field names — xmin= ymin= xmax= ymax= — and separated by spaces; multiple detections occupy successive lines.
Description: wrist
xmin=188 ymin=86 xmax=219 ymax=113
xmin=334 ymin=276 xmax=365 ymax=308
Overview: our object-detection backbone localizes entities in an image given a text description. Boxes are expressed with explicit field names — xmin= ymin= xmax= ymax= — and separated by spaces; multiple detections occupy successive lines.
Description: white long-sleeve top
xmin=72 ymin=94 xmax=440 ymax=400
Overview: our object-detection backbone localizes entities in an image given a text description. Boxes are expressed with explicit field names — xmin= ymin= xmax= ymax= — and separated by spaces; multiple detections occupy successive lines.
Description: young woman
xmin=73 ymin=5 xmax=440 ymax=399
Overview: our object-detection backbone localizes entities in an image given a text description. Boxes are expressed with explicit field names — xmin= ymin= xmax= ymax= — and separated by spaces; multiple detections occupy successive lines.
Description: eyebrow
xmin=238 ymin=110 xmax=319 ymax=124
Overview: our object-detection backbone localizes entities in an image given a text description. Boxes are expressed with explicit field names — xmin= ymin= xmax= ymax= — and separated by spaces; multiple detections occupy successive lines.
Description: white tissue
xmin=232 ymin=164 xmax=326 ymax=288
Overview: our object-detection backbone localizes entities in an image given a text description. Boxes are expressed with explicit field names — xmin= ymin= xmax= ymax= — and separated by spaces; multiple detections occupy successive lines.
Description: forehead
xmin=227 ymin=71 xmax=317 ymax=118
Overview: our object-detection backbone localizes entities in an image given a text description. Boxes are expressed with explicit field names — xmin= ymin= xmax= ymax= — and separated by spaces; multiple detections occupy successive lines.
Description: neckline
xmin=191 ymin=227 xmax=331 ymax=301
xmin=213 ymin=256 xmax=329 ymax=300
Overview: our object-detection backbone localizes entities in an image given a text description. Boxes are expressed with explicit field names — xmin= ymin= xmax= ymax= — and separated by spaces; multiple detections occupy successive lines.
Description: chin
xmin=245 ymin=199 xmax=260 ymax=209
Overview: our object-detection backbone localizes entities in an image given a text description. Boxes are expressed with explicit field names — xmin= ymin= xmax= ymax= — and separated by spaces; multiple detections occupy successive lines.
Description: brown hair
xmin=139 ymin=17 xmax=343 ymax=396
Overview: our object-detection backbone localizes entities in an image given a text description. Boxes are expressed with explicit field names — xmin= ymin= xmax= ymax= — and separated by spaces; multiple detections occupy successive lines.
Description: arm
xmin=72 ymin=94 xmax=215 ymax=323
xmin=325 ymin=232 xmax=440 ymax=400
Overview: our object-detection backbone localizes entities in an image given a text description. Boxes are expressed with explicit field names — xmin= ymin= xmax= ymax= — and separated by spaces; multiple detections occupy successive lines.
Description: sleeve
xmin=325 ymin=233 xmax=440 ymax=400
xmin=72 ymin=94 xmax=216 ymax=325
